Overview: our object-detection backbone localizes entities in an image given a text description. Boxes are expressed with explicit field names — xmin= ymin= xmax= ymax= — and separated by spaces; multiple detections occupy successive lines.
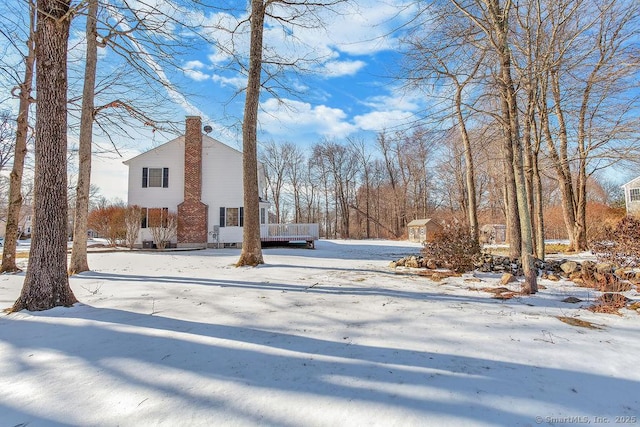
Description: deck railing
xmin=260 ymin=223 xmax=319 ymax=242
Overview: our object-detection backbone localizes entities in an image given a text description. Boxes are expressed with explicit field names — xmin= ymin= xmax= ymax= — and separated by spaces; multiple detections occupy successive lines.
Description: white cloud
xmin=363 ymin=92 xmax=422 ymax=112
xmin=353 ymin=110 xmax=416 ymax=132
xmin=259 ymin=98 xmax=357 ymax=139
xmin=184 ymin=69 xmax=210 ymax=81
xmin=196 ymin=0 xmax=417 ymax=81
xmin=212 ymin=74 xmax=246 ymax=89
xmin=104 ymin=1 xmax=212 ymax=123
xmin=184 ymin=60 xmax=205 ymax=69
xmin=321 ymin=60 xmax=367 ymax=77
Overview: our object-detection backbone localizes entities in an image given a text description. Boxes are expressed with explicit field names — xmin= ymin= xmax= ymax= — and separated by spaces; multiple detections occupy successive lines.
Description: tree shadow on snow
xmin=74 ymin=270 xmax=584 ymax=310
xmin=0 ymin=304 xmax=637 ymax=426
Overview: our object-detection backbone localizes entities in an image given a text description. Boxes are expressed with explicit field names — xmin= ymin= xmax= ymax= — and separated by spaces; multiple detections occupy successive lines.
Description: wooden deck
xmin=260 ymin=223 xmax=319 ymax=248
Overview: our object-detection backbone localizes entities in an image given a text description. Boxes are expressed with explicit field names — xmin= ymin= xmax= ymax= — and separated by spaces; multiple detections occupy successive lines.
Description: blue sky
xmin=81 ymin=0 xmax=423 ymax=200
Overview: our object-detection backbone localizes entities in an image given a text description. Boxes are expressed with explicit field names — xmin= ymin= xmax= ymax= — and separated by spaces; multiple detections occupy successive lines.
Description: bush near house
xmin=147 ymin=208 xmax=178 ymax=250
xmin=88 ymin=205 xmax=126 ymax=246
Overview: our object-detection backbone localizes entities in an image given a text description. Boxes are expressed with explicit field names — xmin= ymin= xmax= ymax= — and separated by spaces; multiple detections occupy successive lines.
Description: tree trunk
xmin=236 ymin=0 xmax=265 ymax=267
xmin=455 ymin=86 xmax=479 ymax=243
xmin=69 ymin=0 xmax=98 ymax=275
xmin=500 ymin=115 xmax=521 ymax=259
xmin=1 ymin=0 xmax=35 ymax=273
xmin=549 ymin=70 xmax=581 ymax=251
xmin=532 ymin=143 xmax=545 ymax=260
xmin=12 ymin=0 xmax=78 ymax=311
xmin=488 ymin=0 xmax=536 ymax=292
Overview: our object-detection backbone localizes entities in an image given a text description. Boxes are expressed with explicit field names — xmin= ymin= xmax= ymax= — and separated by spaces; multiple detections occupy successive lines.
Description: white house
xmin=622 ymin=176 xmax=640 ymax=216
xmin=124 ymin=116 xmax=270 ymax=248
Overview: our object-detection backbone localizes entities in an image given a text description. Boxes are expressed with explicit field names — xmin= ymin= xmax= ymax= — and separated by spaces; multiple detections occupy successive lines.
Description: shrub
xmin=147 ymin=208 xmax=178 ymax=250
xmin=590 ymin=215 xmax=640 ymax=268
xmin=124 ymin=205 xmax=143 ymax=250
xmin=88 ymin=205 xmax=126 ymax=246
xmin=421 ymin=223 xmax=481 ymax=273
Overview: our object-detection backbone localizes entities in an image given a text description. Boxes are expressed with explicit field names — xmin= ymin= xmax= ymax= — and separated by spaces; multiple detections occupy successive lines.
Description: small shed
xmin=480 ymin=224 xmax=507 ymax=244
xmin=407 ymin=219 xmax=442 ymax=243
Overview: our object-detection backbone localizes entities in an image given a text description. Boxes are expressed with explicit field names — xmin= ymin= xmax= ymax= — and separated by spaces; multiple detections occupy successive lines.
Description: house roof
xmin=621 ymin=175 xmax=640 ymax=189
xmin=407 ymin=219 xmax=437 ymax=227
xmin=122 ymin=133 xmax=242 ymax=165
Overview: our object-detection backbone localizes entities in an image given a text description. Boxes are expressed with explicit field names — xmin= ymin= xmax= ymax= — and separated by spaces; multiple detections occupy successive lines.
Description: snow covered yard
xmin=0 ymin=239 xmax=638 ymax=426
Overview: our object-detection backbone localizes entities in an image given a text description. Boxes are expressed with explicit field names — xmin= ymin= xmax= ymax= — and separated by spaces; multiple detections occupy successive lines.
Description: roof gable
xmin=123 ymin=134 xmax=242 ymax=165
xmin=407 ymin=219 xmax=437 ymax=227
xmin=622 ymin=175 xmax=640 ymax=189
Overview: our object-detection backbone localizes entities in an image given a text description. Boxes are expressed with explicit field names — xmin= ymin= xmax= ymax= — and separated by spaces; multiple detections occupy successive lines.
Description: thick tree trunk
xmin=1 ymin=1 xmax=35 ymax=273
xmin=69 ymin=0 xmax=98 ymax=275
xmin=13 ymin=0 xmax=78 ymax=311
xmin=236 ymin=0 xmax=265 ymax=267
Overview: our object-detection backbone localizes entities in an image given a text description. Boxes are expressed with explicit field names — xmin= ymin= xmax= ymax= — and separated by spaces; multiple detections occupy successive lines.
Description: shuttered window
xmin=142 ymin=167 xmax=169 ymax=188
xmin=219 ymin=207 xmax=243 ymax=227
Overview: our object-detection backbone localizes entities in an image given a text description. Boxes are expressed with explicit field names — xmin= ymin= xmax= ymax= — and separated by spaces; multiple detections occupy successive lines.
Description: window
xmin=141 ymin=207 xmax=169 ymax=228
xmin=226 ymin=208 xmax=239 ymax=226
xmin=219 ymin=207 xmax=244 ymax=227
xmin=142 ymin=167 xmax=169 ymax=188
xmin=260 ymin=208 xmax=266 ymax=225
xmin=141 ymin=208 xmax=148 ymax=228
xmin=631 ymin=188 xmax=640 ymax=202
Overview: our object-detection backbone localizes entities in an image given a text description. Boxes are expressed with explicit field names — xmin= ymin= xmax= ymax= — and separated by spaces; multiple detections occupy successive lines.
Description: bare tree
xmin=69 ymin=0 xmax=98 ymax=275
xmin=400 ymin=12 xmax=484 ymax=243
xmin=12 ymin=0 xmax=78 ymax=311
xmin=236 ymin=0 xmax=267 ymax=266
xmin=449 ymin=0 xmax=537 ymax=292
xmin=1 ymin=0 xmax=35 ymax=273
xmin=542 ymin=0 xmax=639 ymax=251
xmin=0 ymin=111 xmax=16 ymax=171
xmin=260 ymin=140 xmax=294 ymax=223
xmin=228 ymin=0 xmax=345 ymax=266
xmin=285 ymin=143 xmax=306 ymax=223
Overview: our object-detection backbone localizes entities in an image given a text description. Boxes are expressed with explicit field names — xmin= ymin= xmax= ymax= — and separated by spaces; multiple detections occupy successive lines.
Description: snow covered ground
xmin=0 ymin=239 xmax=638 ymax=426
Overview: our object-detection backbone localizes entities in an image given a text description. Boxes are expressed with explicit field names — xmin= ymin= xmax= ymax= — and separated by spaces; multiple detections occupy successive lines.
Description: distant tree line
xmin=259 ymin=130 xmax=626 ymax=243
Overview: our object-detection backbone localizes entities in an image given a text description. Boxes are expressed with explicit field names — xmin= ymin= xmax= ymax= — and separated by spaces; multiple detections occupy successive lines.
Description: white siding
xmin=622 ymin=176 xmax=640 ymax=216
xmin=202 ymin=136 xmax=245 ymax=245
xmin=125 ymin=133 xmax=265 ymax=246
xmin=125 ymin=138 xmax=185 ymax=243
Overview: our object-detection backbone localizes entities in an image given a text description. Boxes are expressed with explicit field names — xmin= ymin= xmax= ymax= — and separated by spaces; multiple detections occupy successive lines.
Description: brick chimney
xmin=177 ymin=116 xmax=208 ymax=247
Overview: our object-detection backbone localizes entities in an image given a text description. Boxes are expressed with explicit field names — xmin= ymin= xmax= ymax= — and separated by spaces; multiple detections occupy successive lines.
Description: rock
xmin=431 ymin=272 xmax=444 ymax=282
xmin=426 ymin=259 xmax=438 ymax=269
xmin=569 ymin=272 xmax=582 ymax=281
xmin=560 ymin=261 xmax=578 ymax=274
xmin=500 ymin=273 xmax=517 ymax=285
xmin=546 ymin=274 xmax=560 ymax=282
xmin=562 ymin=296 xmax=582 ymax=303
xmin=405 ymin=258 xmax=419 ymax=268
xmin=595 ymin=263 xmax=614 ymax=274
xmin=389 ymin=261 xmax=397 ymax=268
